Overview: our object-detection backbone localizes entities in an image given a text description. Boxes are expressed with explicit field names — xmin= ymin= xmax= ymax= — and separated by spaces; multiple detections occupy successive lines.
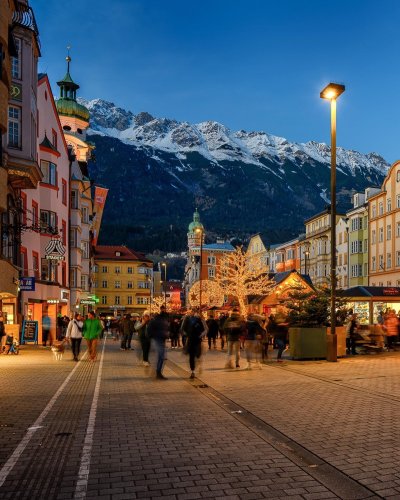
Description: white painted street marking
xmin=74 ymin=338 xmax=106 ymax=499
xmin=0 ymin=350 xmax=88 ymax=487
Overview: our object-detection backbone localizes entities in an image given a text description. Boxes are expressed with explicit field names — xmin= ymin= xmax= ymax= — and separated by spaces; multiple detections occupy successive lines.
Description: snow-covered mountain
xmin=80 ymin=98 xmax=389 ymax=177
xmin=80 ymin=98 xmax=390 ymax=252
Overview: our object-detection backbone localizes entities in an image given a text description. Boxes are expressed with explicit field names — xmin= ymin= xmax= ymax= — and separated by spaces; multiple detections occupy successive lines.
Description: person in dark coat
xmin=120 ymin=314 xmax=133 ymax=351
xmin=182 ymin=309 xmax=207 ymax=379
xmin=147 ymin=306 xmax=169 ymax=379
xmin=169 ymin=317 xmax=181 ymax=348
xmin=268 ymin=314 xmax=288 ymax=362
xmin=136 ymin=311 xmax=151 ymax=366
xmin=245 ymin=314 xmax=266 ymax=369
xmin=206 ymin=316 xmax=219 ymax=349
xmin=223 ymin=309 xmax=246 ymax=368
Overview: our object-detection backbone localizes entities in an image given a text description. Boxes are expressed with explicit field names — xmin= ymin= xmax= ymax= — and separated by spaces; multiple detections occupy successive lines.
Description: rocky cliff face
xmin=80 ymin=98 xmax=389 ymax=252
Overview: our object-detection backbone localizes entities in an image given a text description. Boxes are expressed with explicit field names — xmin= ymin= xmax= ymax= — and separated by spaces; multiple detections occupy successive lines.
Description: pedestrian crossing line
xmin=0 ymin=349 xmax=88 ymax=488
xmin=73 ymin=337 xmax=106 ymax=500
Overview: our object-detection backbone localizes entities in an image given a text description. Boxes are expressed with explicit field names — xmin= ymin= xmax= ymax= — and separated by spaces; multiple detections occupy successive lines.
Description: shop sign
xmin=19 ymin=277 xmax=35 ymax=291
xmin=21 ymin=320 xmax=38 ymax=344
xmin=10 ymin=82 xmax=22 ymax=101
xmin=60 ymin=289 xmax=69 ymax=303
xmin=110 ymin=305 xmax=125 ymax=309
xmin=45 ymin=239 xmax=66 ymax=261
xmin=47 ymin=299 xmax=59 ymax=304
xmin=383 ymin=288 xmax=400 ymax=296
xmin=80 ymin=299 xmax=96 ymax=305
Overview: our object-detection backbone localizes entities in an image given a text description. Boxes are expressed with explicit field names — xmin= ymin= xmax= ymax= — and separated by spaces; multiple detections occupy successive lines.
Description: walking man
xmin=120 ymin=314 xmax=133 ymax=351
xmin=66 ymin=313 xmax=83 ymax=361
xmin=182 ymin=309 xmax=207 ymax=379
xmin=223 ymin=308 xmax=246 ymax=369
xmin=83 ymin=311 xmax=103 ymax=362
xmin=147 ymin=305 xmax=169 ymax=379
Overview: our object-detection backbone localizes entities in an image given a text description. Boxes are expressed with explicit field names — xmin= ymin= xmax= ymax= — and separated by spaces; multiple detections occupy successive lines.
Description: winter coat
xmin=83 ymin=318 xmax=103 ymax=340
xmin=66 ymin=319 xmax=84 ymax=339
xmin=147 ymin=313 xmax=170 ymax=341
xmin=223 ymin=313 xmax=246 ymax=342
xmin=245 ymin=320 xmax=265 ymax=341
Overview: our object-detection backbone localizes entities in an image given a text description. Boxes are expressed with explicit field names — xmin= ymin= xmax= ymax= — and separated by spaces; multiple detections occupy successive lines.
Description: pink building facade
xmin=20 ymin=74 xmax=70 ymax=343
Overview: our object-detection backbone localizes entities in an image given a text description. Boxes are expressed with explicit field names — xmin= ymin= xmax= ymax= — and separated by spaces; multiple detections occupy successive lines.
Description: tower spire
xmin=66 ymin=45 xmax=71 ymax=73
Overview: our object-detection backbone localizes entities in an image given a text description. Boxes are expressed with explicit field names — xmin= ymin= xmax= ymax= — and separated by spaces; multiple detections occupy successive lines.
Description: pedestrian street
xmin=1 ymin=340 xmax=400 ymax=499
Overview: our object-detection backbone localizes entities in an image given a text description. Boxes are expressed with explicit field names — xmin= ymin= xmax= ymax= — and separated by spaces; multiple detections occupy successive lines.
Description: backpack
xmin=186 ymin=316 xmax=204 ymax=338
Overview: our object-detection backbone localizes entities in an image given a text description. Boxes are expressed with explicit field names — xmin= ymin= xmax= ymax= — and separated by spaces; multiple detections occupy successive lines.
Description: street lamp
xmin=304 ymin=248 xmax=310 ymax=275
xmin=320 ymin=82 xmax=345 ymax=362
xmin=195 ymin=227 xmax=204 ymax=311
xmin=161 ymin=263 xmax=167 ymax=309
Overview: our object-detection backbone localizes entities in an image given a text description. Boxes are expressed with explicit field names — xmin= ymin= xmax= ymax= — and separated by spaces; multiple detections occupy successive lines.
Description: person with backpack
xmin=181 ymin=309 xmax=207 ymax=379
xmin=223 ymin=308 xmax=246 ymax=369
xmin=147 ymin=305 xmax=170 ymax=379
xmin=66 ymin=313 xmax=84 ymax=361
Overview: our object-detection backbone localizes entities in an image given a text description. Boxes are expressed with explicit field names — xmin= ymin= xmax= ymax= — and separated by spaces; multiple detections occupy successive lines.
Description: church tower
xmin=187 ymin=209 xmax=205 ymax=253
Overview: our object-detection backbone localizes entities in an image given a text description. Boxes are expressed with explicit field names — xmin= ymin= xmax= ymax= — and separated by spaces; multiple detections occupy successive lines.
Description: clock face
xmin=10 ymin=83 xmax=22 ymax=101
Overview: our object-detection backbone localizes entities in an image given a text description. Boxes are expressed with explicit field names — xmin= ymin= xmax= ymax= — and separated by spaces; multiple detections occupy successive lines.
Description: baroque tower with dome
xmin=56 ymin=52 xmax=96 ymax=313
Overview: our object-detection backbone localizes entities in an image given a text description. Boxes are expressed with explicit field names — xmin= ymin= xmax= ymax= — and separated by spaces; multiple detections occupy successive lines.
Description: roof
xmin=94 ymin=245 xmax=153 ymax=263
xmin=39 ymin=133 xmax=59 ymax=153
xmin=304 ymin=206 xmax=346 ymax=224
xmin=248 ymin=270 xmax=314 ymax=304
xmin=203 ymin=243 xmax=234 ymax=251
xmin=338 ymin=286 xmax=400 ymax=298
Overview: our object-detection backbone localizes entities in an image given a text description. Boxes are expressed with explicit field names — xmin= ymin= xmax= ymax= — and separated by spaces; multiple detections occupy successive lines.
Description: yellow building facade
xmin=94 ymin=246 xmax=153 ymax=317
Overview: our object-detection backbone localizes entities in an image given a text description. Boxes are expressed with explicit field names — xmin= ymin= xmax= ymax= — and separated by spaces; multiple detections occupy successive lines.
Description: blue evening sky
xmin=33 ymin=0 xmax=400 ymax=163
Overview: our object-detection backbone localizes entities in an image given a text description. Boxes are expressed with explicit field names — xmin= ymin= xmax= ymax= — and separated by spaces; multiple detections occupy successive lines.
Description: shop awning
xmin=338 ymin=286 xmax=400 ymax=299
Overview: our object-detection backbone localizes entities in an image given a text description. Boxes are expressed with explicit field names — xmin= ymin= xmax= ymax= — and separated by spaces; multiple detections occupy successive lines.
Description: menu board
xmin=21 ymin=320 xmax=38 ymax=344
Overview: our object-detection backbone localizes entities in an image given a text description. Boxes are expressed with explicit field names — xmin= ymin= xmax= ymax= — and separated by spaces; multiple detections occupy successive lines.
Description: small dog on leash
xmin=51 ymin=340 xmax=66 ymax=361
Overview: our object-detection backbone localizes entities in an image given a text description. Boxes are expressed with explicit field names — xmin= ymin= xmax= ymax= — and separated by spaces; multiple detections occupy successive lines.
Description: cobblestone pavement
xmin=0 ymin=340 xmax=399 ymax=499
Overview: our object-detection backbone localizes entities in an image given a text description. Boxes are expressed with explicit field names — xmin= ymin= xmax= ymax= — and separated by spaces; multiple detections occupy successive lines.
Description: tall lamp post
xmin=195 ymin=228 xmax=204 ymax=312
xmin=320 ymin=82 xmax=345 ymax=363
xmin=304 ymin=248 xmax=310 ymax=275
xmin=161 ymin=262 xmax=167 ymax=309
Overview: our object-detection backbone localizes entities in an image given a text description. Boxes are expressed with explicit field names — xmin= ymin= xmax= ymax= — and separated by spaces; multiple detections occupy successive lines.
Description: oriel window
xmin=8 ymin=106 xmax=21 ymax=148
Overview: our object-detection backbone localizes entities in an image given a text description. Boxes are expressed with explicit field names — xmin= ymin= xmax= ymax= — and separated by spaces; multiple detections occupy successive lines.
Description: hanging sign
xmin=19 ymin=277 xmax=35 ymax=291
xmin=45 ymin=239 xmax=66 ymax=261
xmin=47 ymin=299 xmax=60 ymax=304
xmin=80 ymin=299 xmax=96 ymax=305
xmin=92 ymin=187 xmax=109 ymax=245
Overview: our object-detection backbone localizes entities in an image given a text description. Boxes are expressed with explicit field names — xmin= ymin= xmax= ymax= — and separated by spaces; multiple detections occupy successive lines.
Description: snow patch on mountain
xmin=82 ymin=98 xmax=390 ymax=177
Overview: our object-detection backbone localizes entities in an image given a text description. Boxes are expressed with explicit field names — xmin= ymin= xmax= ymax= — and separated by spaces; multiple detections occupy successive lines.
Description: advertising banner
xmin=92 ymin=187 xmax=109 ymax=246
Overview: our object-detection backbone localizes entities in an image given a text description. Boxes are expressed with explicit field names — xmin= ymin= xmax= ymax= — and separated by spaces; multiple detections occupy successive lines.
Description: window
xmin=397 ymin=171 xmax=400 ymax=182
xmin=127 ymin=281 xmax=133 ymax=289
xmin=136 ymin=297 xmax=149 ymax=305
xmin=397 ymin=251 xmax=400 ymax=267
xmin=127 ymin=267 xmax=133 ymax=274
xmin=372 ymin=205 xmax=376 ymax=218
xmin=138 ymin=281 xmax=150 ymax=289
xmin=20 ymin=247 xmax=28 ymax=275
xmin=127 ymin=296 xmax=133 ymax=305
xmin=379 ymin=227 xmax=383 ymax=242
xmin=379 ymin=255 xmax=384 ymax=270
xmin=397 ymin=195 xmax=400 ymax=209
xmin=115 ymin=280 xmax=121 ymax=289
xmin=208 ymin=267 xmax=215 ymax=278
xmin=371 ymin=256 xmax=376 ymax=271
xmin=40 ymin=210 xmax=57 ymax=232
xmin=207 ymin=256 xmax=216 ymax=265
xmin=11 ymin=37 xmax=21 ymax=79
xmin=364 ymin=239 xmax=368 ymax=252
xmin=387 ymin=225 xmax=392 ymax=240
xmin=81 ymin=274 xmax=88 ymax=291
xmin=115 ymin=266 xmax=121 ymax=274
xmin=70 ymin=227 xmax=78 ymax=248
xmin=82 ymin=206 xmax=89 ymax=224
xmin=52 ymin=130 xmax=57 ymax=149
xmin=379 ymin=202 xmax=384 ymax=215
xmin=40 ymin=160 xmax=57 ymax=186
xmin=62 ymin=179 xmax=67 ymax=205
xmin=32 ymin=252 xmax=39 ymax=279
xmin=81 ymin=240 xmax=90 ymax=259
xmin=138 ymin=267 xmax=149 ymax=274
xmin=8 ymin=106 xmax=21 ymax=148
xmin=115 ymin=296 xmax=120 ymax=305
xmin=364 ymin=263 xmax=368 ymax=276
xmin=397 ymin=222 xmax=400 ymax=238
xmin=71 ymin=190 xmax=79 ymax=209
xmin=62 ymin=220 xmax=66 ymax=246
xmin=93 ymin=265 xmax=98 ymax=273
xmin=351 ymin=265 xmax=363 ymax=278
xmin=350 ymin=241 xmax=363 ymax=254
xmin=43 ymin=258 xmax=58 ymax=282
xmin=102 ymin=266 xmax=108 ymax=273
xmin=102 ymin=280 xmax=108 ymax=288
xmin=101 ymin=296 xmax=107 ymax=305
xmin=387 ymin=281 xmax=392 ymax=286
xmin=351 ymin=218 xmax=363 ymax=231
xmin=371 ymin=230 xmax=376 ymax=244
xmin=387 ymin=253 xmax=392 ymax=268
xmin=32 ymin=201 xmax=38 ymax=227
xmin=388 ymin=199 xmax=392 ymax=212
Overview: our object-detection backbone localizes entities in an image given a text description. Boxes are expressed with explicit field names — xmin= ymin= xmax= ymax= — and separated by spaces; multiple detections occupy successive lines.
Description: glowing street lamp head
xmin=320 ymin=82 xmax=345 ymax=100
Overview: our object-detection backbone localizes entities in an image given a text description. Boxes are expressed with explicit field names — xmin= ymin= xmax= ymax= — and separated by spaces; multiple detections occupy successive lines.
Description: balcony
xmin=6 ymin=155 xmax=42 ymax=189
xmin=12 ymin=1 xmax=41 ymax=51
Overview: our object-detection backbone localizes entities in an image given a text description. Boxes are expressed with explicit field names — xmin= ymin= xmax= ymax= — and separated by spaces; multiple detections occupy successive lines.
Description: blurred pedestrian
xmin=136 ymin=311 xmax=151 ymax=366
xmin=83 ymin=311 xmax=103 ymax=362
xmin=147 ymin=305 xmax=169 ymax=379
xmin=346 ymin=312 xmax=359 ymax=355
xmin=42 ymin=313 xmax=51 ymax=347
xmin=66 ymin=313 xmax=83 ymax=361
xmin=384 ymin=309 xmax=399 ymax=351
xmin=182 ymin=309 xmax=207 ymax=379
xmin=274 ymin=319 xmax=289 ymax=363
xmin=206 ymin=315 xmax=219 ymax=349
xmin=120 ymin=314 xmax=133 ymax=351
xmin=0 ymin=312 xmax=5 ymax=353
xmin=169 ymin=317 xmax=181 ymax=348
xmin=223 ymin=308 xmax=246 ymax=369
xmin=245 ymin=314 xmax=265 ymax=369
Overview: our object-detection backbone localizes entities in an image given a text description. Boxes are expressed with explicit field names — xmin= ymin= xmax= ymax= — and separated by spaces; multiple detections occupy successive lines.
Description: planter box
xmin=327 ymin=326 xmax=347 ymax=357
xmin=289 ymin=327 xmax=327 ymax=360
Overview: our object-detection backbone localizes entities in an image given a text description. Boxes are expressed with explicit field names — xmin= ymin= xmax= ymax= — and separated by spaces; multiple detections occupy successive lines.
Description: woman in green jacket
xmin=83 ymin=311 xmax=103 ymax=361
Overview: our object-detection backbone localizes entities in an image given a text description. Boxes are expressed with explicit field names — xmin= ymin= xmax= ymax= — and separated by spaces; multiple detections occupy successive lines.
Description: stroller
xmin=4 ymin=336 xmax=19 ymax=355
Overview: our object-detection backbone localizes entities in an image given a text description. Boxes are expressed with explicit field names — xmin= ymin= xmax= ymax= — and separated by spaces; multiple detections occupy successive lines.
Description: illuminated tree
xmin=151 ymin=296 xmax=171 ymax=314
xmin=215 ymin=246 xmax=275 ymax=317
xmin=188 ymin=279 xmax=224 ymax=308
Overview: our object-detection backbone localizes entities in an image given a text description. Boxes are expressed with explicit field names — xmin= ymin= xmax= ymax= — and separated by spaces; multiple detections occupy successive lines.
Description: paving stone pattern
xmin=0 ymin=341 xmax=396 ymax=499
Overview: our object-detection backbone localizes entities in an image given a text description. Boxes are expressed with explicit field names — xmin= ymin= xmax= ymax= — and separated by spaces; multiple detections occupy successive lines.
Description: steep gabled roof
xmin=94 ymin=245 xmax=152 ymax=263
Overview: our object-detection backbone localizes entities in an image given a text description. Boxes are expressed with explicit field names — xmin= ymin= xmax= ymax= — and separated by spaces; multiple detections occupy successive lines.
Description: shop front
xmin=339 ymin=286 xmax=400 ymax=324
xmin=0 ymin=260 xmax=20 ymax=339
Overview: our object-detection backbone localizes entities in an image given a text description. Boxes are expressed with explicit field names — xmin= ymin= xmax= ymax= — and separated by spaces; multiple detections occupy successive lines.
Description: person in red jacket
xmin=384 ymin=310 xmax=399 ymax=351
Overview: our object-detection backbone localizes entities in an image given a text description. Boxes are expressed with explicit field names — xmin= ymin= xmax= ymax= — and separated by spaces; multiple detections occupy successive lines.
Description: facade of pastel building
xmin=302 ymin=207 xmax=345 ymax=287
xmin=94 ymin=246 xmax=153 ymax=317
xmin=368 ymin=161 xmax=400 ymax=287
xmin=1 ymin=0 xmax=41 ymax=330
xmin=275 ymin=236 xmax=302 ymax=273
xmin=55 ymin=55 xmax=95 ymax=313
xmin=246 ymin=234 xmax=269 ymax=270
xmin=20 ymin=74 xmax=70 ymax=342
xmin=336 ymin=217 xmax=348 ymax=289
